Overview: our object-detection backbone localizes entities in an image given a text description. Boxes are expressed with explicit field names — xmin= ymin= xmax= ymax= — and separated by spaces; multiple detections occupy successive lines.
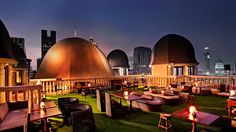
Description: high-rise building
xmin=133 ymin=47 xmax=151 ymax=75
xmin=37 ymin=30 xmax=56 ymax=70
xmin=10 ymin=37 xmax=25 ymax=52
xmin=128 ymin=56 xmax=134 ymax=74
xmin=37 ymin=58 xmax=42 ymax=70
xmin=204 ymin=47 xmax=211 ymax=75
xmin=215 ymin=59 xmax=224 ymax=76
xmin=41 ymin=30 xmax=56 ymax=59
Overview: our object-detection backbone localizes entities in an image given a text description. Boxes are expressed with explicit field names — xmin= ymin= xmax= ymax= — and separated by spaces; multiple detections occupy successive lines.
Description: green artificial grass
xmin=46 ymin=93 xmax=229 ymax=132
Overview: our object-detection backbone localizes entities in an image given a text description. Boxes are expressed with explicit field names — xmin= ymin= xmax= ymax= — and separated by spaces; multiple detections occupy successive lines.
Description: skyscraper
xmin=204 ymin=47 xmax=211 ymax=75
xmin=10 ymin=37 xmax=25 ymax=52
xmin=133 ymin=47 xmax=151 ymax=75
xmin=41 ymin=30 xmax=56 ymax=59
xmin=215 ymin=59 xmax=224 ymax=76
xmin=37 ymin=30 xmax=56 ymax=70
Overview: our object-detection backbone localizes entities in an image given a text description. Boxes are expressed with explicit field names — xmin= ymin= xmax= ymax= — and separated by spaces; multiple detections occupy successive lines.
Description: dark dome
xmin=0 ymin=19 xmax=14 ymax=58
xmin=151 ymin=34 xmax=198 ymax=65
xmin=11 ymin=43 xmax=27 ymax=68
xmin=36 ymin=37 xmax=114 ymax=79
xmin=107 ymin=49 xmax=130 ymax=68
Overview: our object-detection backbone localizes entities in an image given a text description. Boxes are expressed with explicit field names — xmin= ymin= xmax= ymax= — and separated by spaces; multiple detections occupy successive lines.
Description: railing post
xmin=15 ymin=91 xmax=18 ymax=101
xmin=6 ymin=91 xmax=9 ymax=102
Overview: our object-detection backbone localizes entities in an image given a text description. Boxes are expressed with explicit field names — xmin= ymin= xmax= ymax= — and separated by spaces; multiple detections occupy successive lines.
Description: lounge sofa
xmin=64 ymin=103 xmax=96 ymax=132
xmin=128 ymin=92 xmax=162 ymax=112
xmin=144 ymin=91 xmax=179 ymax=105
xmin=0 ymin=101 xmax=28 ymax=132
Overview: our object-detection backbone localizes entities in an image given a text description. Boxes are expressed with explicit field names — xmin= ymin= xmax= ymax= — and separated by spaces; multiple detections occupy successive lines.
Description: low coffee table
xmin=172 ymin=108 xmax=220 ymax=132
xmin=110 ymin=92 xmax=142 ymax=109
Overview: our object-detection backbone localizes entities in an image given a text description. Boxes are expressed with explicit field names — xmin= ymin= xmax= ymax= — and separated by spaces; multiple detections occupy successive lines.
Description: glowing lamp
xmin=124 ymin=81 xmax=127 ymax=84
xmin=88 ymin=83 xmax=91 ymax=87
xmin=230 ymin=90 xmax=236 ymax=96
xmin=40 ymin=102 xmax=46 ymax=112
xmin=123 ymin=91 xmax=129 ymax=99
xmin=189 ymin=106 xmax=197 ymax=120
xmin=40 ymin=102 xmax=45 ymax=109
xmin=195 ymin=82 xmax=198 ymax=87
xmin=36 ymin=80 xmax=41 ymax=85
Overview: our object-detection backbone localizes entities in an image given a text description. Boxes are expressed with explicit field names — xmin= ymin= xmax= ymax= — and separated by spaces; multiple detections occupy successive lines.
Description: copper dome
xmin=151 ymin=34 xmax=198 ymax=65
xmin=107 ymin=49 xmax=130 ymax=68
xmin=36 ymin=37 xmax=114 ymax=79
xmin=0 ymin=19 xmax=14 ymax=59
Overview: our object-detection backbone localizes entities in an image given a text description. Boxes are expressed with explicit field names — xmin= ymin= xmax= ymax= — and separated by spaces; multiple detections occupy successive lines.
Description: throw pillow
xmin=150 ymin=89 xmax=159 ymax=94
xmin=163 ymin=91 xmax=175 ymax=96
xmin=130 ymin=92 xmax=142 ymax=97
xmin=141 ymin=94 xmax=154 ymax=100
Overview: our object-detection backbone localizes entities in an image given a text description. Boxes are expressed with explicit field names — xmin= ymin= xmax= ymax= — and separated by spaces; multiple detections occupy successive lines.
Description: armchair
xmin=58 ymin=97 xmax=79 ymax=124
xmin=65 ymin=104 xmax=96 ymax=132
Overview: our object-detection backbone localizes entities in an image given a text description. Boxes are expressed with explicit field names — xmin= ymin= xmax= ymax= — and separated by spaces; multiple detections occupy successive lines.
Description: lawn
xmin=46 ymin=92 xmax=229 ymax=132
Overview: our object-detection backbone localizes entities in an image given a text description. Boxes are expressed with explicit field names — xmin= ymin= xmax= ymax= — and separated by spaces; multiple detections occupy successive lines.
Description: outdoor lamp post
xmin=189 ymin=106 xmax=197 ymax=132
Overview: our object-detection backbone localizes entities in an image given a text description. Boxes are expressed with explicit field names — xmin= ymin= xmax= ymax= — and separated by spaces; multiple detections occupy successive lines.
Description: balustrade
xmin=0 ymin=85 xmax=42 ymax=109
xmin=30 ymin=75 xmax=236 ymax=95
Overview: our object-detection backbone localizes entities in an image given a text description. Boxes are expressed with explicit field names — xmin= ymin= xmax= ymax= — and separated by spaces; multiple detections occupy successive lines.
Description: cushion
xmin=130 ymin=92 xmax=142 ymax=97
xmin=170 ymin=84 xmax=177 ymax=88
xmin=150 ymin=89 xmax=159 ymax=94
xmin=0 ymin=103 xmax=9 ymax=121
xmin=141 ymin=94 xmax=154 ymax=100
xmin=163 ymin=91 xmax=175 ymax=96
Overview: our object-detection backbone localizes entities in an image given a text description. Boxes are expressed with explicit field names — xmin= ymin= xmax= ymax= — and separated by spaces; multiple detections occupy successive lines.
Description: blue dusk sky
xmin=0 ymin=0 xmax=236 ymax=70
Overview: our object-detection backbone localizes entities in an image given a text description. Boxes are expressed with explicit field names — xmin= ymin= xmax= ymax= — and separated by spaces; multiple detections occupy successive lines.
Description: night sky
xmin=0 ymin=0 xmax=236 ymax=70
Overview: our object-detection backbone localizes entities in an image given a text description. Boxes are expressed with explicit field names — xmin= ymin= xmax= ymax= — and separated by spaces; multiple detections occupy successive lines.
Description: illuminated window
xmin=16 ymin=70 xmax=22 ymax=84
xmin=207 ymin=55 xmax=210 ymax=59
xmin=188 ymin=66 xmax=194 ymax=75
xmin=120 ymin=68 xmax=124 ymax=76
xmin=174 ymin=66 xmax=183 ymax=76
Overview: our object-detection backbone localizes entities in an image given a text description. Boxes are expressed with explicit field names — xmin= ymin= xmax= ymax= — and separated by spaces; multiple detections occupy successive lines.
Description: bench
xmin=128 ymin=92 xmax=162 ymax=112
xmin=144 ymin=91 xmax=179 ymax=105
xmin=0 ymin=101 xmax=28 ymax=131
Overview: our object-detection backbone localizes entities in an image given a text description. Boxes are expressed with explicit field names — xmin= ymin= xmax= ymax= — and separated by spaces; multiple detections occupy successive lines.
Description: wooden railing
xmin=0 ymin=85 xmax=42 ymax=106
xmin=29 ymin=75 xmax=236 ymax=95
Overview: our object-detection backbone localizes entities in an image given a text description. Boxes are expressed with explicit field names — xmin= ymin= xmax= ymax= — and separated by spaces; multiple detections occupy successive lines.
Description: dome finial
xmin=89 ymin=34 xmax=98 ymax=47
xmin=89 ymin=34 xmax=93 ymax=42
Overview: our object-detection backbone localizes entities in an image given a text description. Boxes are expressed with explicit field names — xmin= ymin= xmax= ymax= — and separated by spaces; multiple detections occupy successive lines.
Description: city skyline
xmin=0 ymin=0 xmax=236 ymax=70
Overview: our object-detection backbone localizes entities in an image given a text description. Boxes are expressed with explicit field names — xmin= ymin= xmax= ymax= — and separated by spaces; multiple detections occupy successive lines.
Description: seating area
xmin=0 ymin=101 xmax=28 ymax=131
xmin=128 ymin=93 xmax=162 ymax=112
xmin=42 ymin=91 xmax=236 ymax=132
xmin=144 ymin=91 xmax=179 ymax=105
xmin=58 ymin=97 xmax=96 ymax=132
xmin=1 ymin=83 xmax=236 ymax=132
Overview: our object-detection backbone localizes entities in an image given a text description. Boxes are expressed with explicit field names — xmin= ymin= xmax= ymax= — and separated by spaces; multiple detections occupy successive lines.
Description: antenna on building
xmin=73 ymin=19 xmax=77 ymax=37
xmin=74 ymin=30 xmax=77 ymax=37
xmin=74 ymin=24 xmax=77 ymax=37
